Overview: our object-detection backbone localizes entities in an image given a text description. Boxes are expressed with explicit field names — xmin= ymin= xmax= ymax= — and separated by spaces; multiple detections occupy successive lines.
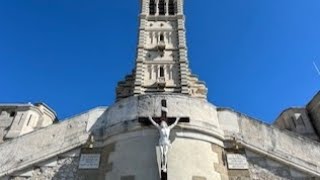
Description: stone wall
xmin=218 ymin=108 xmax=320 ymax=178
xmin=2 ymin=150 xmax=83 ymax=180
xmin=211 ymin=144 xmax=251 ymax=180
xmin=0 ymin=107 xmax=105 ymax=177
xmin=246 ymin=150 xmax=313 ymax=180
xmin=238 ymin=115 xmax=320 ymax=176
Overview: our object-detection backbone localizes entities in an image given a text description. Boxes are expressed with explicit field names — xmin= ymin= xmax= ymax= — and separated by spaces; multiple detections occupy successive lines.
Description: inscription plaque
xmin=226 ymin=153 xmax=249 ymax=170
xmin=79 ymin=154 xmax=101 ymax=169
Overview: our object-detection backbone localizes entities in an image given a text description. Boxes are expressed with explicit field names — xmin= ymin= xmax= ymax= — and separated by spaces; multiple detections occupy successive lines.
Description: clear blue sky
xmin=0 ymin=0 xmax=319 ymax=123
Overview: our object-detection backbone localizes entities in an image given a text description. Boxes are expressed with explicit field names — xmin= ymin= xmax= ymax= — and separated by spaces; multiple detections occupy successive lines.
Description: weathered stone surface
xmin=2 ymin=0 xmax=320 ymax=179
xmin=96 ymin=94 xmax=224 ymax=141
xmin=246 ymin=150 xmax=314 ymax=180
xmin=104 ymin=134 xmax=159 ymax=180
xmin=78 ymin=143 xmax=115 ymax=180
xmin=168 ymin=138 xmax=221 ymax=180
xmin=218 ymin=108 xmax=320 ymax=177
xmin=275 ymin=108 xmax=319 ymax=141
xmin=192 ymin=176 xmax=206 ymax=180
xmin=0 ymin=107 xmax=106 ymax=177
xmin=9 ymin=156 xmax=83 ymax=180
xmin=79 ymin=154 xmax=101 ymax=169
xmin=239 ymin=115 xmax=320 ymax=176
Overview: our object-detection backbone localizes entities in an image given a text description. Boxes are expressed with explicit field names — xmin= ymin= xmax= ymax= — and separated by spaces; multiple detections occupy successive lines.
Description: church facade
xmin=1 ymin=0 xmax=320 ymax=180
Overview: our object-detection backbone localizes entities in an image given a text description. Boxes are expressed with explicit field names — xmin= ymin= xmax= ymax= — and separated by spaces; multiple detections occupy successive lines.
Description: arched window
xmin=169 ymin=0 xmax=176 ymax=15
xmin=158 ymin=0 xmax=166 ymax=15
xmin=159 ymin=34 xmax=164 ymax=42
xmin=149 ymin=0 xmax=156 ymax=15
xmin=160 ymin=67 xmax=165 ymax=77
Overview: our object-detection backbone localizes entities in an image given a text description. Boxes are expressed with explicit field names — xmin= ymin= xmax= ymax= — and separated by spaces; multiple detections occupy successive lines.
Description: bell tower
xmin=116 ymin=0 xmax=207 ymax=100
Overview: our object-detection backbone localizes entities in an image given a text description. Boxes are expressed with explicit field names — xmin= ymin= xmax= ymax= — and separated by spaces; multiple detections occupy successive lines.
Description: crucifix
xmin=139 ymin=99 xmax=190 ymax=178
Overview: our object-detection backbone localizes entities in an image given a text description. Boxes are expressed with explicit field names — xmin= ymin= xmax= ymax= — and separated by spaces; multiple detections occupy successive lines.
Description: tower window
xmin=160 ymin=67 xmax=165 ymax=77
xmin=160 ymin=34 xmax=164 ymax=42
xmin=169 ymin=0 xmax=176 ymax=15
xmin=158 ymin=0 xmax=166 ymax=15
xmin=149 ymin=0 xmax=156 ymax=15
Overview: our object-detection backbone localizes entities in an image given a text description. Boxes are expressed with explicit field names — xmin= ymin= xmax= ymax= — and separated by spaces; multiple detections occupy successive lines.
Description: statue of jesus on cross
xmin=148 ymin=116 xmax=180 ymax=172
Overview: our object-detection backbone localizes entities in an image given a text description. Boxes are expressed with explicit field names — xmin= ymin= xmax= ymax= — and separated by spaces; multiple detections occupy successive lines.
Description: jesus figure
xmin=148 ymin=116 xmax=181 ymax=172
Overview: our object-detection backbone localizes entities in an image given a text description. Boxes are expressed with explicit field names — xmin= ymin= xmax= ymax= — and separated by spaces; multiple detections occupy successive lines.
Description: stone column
xmin=166 ymin=0 xmax=169 ymax=16
xmin=176 ymin=0 xmax=184 ymax=15
xmin=141 ymin=0 xmax=148 ymax=15
xmin=155 ymin=0 xmax=159 ymax=15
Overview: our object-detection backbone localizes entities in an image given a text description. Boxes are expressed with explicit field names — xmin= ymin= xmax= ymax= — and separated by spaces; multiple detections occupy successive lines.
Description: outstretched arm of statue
xmin=148 ymin=115 xmax=160 ymax=129
xmin=169 ymin=117 xmax=181 ymax=129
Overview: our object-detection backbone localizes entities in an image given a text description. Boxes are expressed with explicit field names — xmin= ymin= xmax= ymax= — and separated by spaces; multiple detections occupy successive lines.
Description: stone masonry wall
xmin=11 ymin=158 xmax=81 ymax=180
xmin=2 ymin=150 xmax=83 ymax=180
xmin=246 ymin=150 xmax=315 ymax=180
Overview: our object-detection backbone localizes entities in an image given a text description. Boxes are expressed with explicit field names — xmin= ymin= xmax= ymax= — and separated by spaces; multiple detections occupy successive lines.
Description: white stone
xmin=218 ymin=110 xmax=240 ymax=134
xmin=168 ymin=138 xmax=221 ymax=180
xmin=105 ymin=134 xmax=159 ymax=180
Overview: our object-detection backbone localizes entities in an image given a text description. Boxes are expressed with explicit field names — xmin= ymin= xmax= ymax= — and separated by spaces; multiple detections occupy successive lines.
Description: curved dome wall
xmin=94 ymin=94 xmax=224 ymax=140
xmin=90 ymin=94 xmax=225 ymax=180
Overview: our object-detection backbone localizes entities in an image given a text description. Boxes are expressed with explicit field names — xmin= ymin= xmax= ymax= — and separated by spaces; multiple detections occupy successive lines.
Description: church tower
xmin=2 ymin=1 xmax=320 ymax=180
xmin=116 ymin=0 xmax=207 ymax=100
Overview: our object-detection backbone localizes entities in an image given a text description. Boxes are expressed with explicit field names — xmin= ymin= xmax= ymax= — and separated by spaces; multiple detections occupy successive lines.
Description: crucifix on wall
xmin=139 ymin=99 xmax=189 ymax=178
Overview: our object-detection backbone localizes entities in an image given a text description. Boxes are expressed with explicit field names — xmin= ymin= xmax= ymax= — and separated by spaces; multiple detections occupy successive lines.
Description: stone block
xmin=192 ymin=176 xmax=206 ymax=180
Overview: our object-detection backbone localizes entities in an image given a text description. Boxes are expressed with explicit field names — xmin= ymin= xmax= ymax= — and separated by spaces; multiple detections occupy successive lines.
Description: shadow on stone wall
xmin=50 ymin=157 xmax=85 ymax=180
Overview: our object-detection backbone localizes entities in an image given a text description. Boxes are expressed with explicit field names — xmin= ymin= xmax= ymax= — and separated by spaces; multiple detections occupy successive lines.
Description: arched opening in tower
xmin=158 ymin=0 xmax=166 ymax=15
xmin=149 ymin=0 xmax=156 ymax=15
xmin=168 ymin=0 xmax=176 ymax=15
xmin=160 ymin=67 xmax=165 ymax=77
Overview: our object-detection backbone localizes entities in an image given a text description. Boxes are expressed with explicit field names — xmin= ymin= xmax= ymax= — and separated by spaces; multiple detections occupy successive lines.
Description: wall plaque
xmin=226 ymin=153 xmax=249 ymax=170
xmin=79 ymin=154 xmax=101 ymax=169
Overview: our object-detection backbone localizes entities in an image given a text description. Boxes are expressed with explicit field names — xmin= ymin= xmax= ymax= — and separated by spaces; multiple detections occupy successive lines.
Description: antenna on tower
xmin=313 ymin=58 xmax=320 ymax=76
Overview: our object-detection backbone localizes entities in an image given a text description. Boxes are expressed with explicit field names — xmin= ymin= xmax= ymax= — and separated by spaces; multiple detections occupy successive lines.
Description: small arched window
xmin=159 ymin=34 xmax=164 ymax=42
xmin=160 ymin=67 xmax=165 ymax=77
xmin=158 ymin=0 xmax=166 ymax=15
xmin=169 ymin=0 xmax=176 ymax=15
xmin=149 ymin=0 xmax=156 ymax=15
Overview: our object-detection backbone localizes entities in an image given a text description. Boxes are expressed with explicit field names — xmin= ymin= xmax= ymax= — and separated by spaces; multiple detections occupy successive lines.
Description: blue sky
xmin=0 ymin=0 xmax=319 ymax=123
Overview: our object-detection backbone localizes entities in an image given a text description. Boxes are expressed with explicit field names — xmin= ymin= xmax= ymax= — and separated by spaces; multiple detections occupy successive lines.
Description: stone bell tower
xmin=116 ymin=0 xmax=207 ymax=100
xmin=2 ymin=1 xmax=320 ymax=180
